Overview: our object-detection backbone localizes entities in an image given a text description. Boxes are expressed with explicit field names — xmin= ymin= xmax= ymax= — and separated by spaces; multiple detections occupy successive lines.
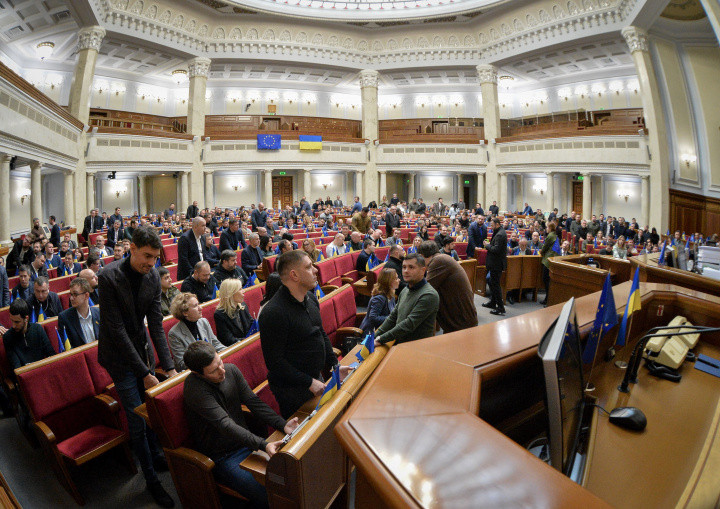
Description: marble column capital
xmin=0 ymin=153 xmax=12 ymax=164
xmin=359 ymin=69 xmax=379 ymax=88
xmin=544 ymin=171 xmax=554 ymax=177
xmin=641 ymin=174 xmax=650 ymax=181
xmin=476 ymin=64 xmax=498 ymax=85
xmin=188 ymin=57 xmax=212 ymax=79
xmin=621 ymin=26 xmax=649 ymax=54
xmin=30 ymin=161 xmax=44 ymax=170
xmin=263 ymin=169 xmax=273 ymax=175
xmin=77 ymin=26 xmax=106 ymax=52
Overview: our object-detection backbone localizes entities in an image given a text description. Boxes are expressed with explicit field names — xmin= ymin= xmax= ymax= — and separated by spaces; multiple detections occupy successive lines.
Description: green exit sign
xmin=464 ymin=180 xmax=470 ymax=185
xmin=577 ymin=176 xmax=584 ymax=181
xmin=279 ymin=171 xmax=286 ymax=175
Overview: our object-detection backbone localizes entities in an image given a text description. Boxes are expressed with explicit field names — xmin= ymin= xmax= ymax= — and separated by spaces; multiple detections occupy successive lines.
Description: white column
xmin=138 ymin=175 xmax=147 ymax=215
xmin=263 ymin=170 xmax=272 ymax=206
xmin=68 ymin=26 xmax=105 ymax=125
xmin=476 ymin=172 xmax=485 ymax=210
xmin=457 ymin=173 xmax=464 ymax=205
xmin=30 ymin=162 xmax=43 ymax=223
xmin=180 ymin=172 xmax=189 ymax=212
xmin=86 ymin=173 xmax=95 ymax=211
xmin=64 ymin=171 xmax=74 ymax=226
xmin=622 ymin=26 xmax=670 ymax=232
xmin=205 ymin=171 xmax=215 ymax=209
xmin=360 ymin=70 xmax=379 ymax=202
xmin=187 ymin=58 xmax=211 ymax=208
xmin=0 ymin=153 xmax=11 ymax=245
xmin=477 ymin=64 xmax=500 ymax=207
xmin=355 ymin=170 xmax=363 ymax=202
xmin=545 ymin=172 xmax=554 ymax=213
xmin=641 ymin=175 xmax=650 ymax=227
xmin=379 ymin=171 xmax=387 ymax=201
xmin=582 ymin=173 xmax=592 ymax=219
xmin=515 ymin=174 xmax=523 ymax=213
xmin=498 ymin=172 xmax=508 ymax=213
xmin=303 ymin=169 xmax=311 ymax=198
xmin=407 ymin=173 xmax=415 ymax=202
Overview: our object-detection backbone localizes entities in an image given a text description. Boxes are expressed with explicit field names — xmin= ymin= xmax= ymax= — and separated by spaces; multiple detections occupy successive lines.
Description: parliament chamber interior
xmin=1 ymin=0 xmax=720 ymax=507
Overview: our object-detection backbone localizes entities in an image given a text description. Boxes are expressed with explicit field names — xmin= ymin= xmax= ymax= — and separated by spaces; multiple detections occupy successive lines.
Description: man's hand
xmin=374 ymin=339 xmax=382 ymax=347
xmin=0 ymin=325 xmax=6 ymax=335
xmin=265 ymin=440 xmax=284 ymax=457
xmin=165 ymin=369 xmax=178 ymax=378
xmin=143 ymin=373 xmax=159 ymax=389
xmin=284 ymin=417 xmax=299 ymax=435
xmin=309 ymin=378 xmax=325 ymax=396
xmin=338 ymin=365 xmax=353 ymax=382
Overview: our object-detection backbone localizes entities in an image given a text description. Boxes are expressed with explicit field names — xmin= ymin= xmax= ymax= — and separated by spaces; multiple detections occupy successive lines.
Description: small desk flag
xmin=616 ymin=267 xmax=641 ymax=347
xmin=581 ymin=274 xmax=618 ymax=363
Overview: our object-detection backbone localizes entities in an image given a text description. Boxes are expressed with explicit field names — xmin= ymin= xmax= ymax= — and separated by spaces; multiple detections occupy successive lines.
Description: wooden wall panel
xmin=670 ymin=188 xmax=720 ymax=236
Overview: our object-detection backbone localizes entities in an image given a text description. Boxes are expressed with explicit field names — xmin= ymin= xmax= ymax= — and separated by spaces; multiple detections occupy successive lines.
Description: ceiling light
xmin=172 ymin=69 xmax=188 ymax=84
xmin=36 ymin=42 xmax=55 ymax=60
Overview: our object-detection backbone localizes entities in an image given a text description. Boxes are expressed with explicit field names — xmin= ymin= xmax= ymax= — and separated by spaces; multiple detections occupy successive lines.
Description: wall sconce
xmin=591 ymin=84 xmax=605 ymax=97
xmin=533 ymin=184 xmax=546 ymax=195
xmin=558 ymin=88 xmax=571 ymax=101
xmin=20 ymin=188 xmax=31 ymax=205
xmin=285 ymin=92 xmax=298 ymax=104
xmin=628 ymin=80 xmax=640 ymax=94
xmin=322 ymin=182 xmax=330 ymax=190
xmin=681 ymin=154 xmax=697 ymax=167
xmin=110 ymin=183 xmax=126 ymax=198
xmin=575 ymin=86 xmax=588 ymax=99
xmin=431 ymin=184 xmax=441 ymax=192
xmin=609 ymin=81 xmax=624 ymax=95
xmin=617 ymin=190 xmax=630 ymax=202
xmin=231 ymin=183 xmax=244 ymax=191
xmin=111 ymin=83 xmax=126 ymax=96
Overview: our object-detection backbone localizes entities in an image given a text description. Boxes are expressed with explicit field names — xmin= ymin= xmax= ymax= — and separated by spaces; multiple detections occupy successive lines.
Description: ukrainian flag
xmin=316 ymin=252 xmax=324 ymax=263
xmin=37 ymin=307 xmax=46 ymax=323
xmin=244 ymin=273 xmax=261 ymax=288
xmin=581 ymin=274 xmax=618 ymax=364
xmin=55 ymin=327 xmax=65 ymax=353
xmin=315 ymin=366 xmax=341 ymax=411
xmin=212 ymin=282 xmax=219 ymax=300
xmin=615 ymin=267 xmax=641 ymax=347
xmin=299 ymin=135 xmax=322 ymax=151
xmin=355 ymin=331 xmax=375 ymax=363
xmin=315 ymin=283 xmax=325 ymax=299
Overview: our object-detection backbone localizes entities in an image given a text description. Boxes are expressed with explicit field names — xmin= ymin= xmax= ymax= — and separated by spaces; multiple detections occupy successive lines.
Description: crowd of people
xmin=1 ymin=193 xmax=716 ymax=507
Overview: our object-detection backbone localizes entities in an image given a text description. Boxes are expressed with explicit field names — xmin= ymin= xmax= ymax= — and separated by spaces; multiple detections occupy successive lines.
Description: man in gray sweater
xmin=183 ymin=342 xmax=298 ymax=508
xmin=375 ymin=253 xmax=439 ymax=346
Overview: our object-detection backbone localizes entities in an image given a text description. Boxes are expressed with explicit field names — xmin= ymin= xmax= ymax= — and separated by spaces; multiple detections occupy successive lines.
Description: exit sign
xmin=464 ymin=180 xmax=470 ymax=184
xmin=279 ymin=171 xmax=286 ymax=175
xmin=577 ymin=176 xmax=584 ymax=181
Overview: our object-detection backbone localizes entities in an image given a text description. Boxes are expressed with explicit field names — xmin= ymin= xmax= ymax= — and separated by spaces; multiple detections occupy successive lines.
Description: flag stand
xmin=584 ymin=327 xmax=605 ymax=393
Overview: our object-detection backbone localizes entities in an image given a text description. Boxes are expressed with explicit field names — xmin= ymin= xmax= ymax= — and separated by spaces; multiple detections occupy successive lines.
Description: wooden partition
xmin=335 ymin=284 xmax=720 ymax=508
xmin=631 ymin=252 xmax=720 ymax=296
xmin=547 ymin=254 xmax=632 ymax=306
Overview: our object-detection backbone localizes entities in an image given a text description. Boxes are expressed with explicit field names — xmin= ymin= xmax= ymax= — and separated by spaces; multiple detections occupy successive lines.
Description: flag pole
xmin=585 ymin=327 xmax=605 ymax=392
xmin=614 ymin=311 xmax=636 ymax=369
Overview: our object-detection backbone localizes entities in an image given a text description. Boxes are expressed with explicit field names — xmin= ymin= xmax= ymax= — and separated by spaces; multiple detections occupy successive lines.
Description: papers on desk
xmin=694 ymin=354 xmax=720 ymax=378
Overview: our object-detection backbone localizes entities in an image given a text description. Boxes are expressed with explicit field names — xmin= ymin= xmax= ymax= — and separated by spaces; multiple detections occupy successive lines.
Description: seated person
xmin=213 ymin=250 xmax=248 ymax=286
xmin=360 ymin=268 xmax=399 ymax=335
xmin=59 ymin=251 xmax=82 ymax=276
xmin=28 ymin=253 xmax=48 ymax=280
xmin=58 ymin=278 xmax=100 ymax=348
xmin=25 ymin=276 xmax=63 ymax=319
xmin=3 ymin=299 xmax=55 ymax=369
xmin=112 ymin=244 xmax=125 ymax=262
xmin=346 ymin=231 xmax=363 ymax=252
xmin=301 ymin=239 xmax=323 ymax=262
xmin=168 ymin=292 xmax=225 ymax=371
xmin=180 ymin=261 xmax=217 ymax=304
xmin=274 ymin=239 xmax=293 ymax=256
xmin=512 ymin=237 xmax=531 ymax=256
xmin=259 ymin=235 xmax=274 ymax=258
xmin=11 ymin=265 xmax=33 ymax=302
xmin=158 ymin=266 xmax=179 ymax=316
xmin=356 ymin=239 xmax=376 ymax=272
xmin=214 ymin=279 xmax=254 ymax=346
xmin=441 ymin=237 xmax=460 ymax=261
xmin=613 ymin=236 xmax=628 ymax=259
xmin=182 ymin=341 xmax=298 ymax=509
xmin=204 ymin=232 xmax=221 ymax=268
xmin=325 ymin=234 xmax=347 ymax=258
xmin=43 ymin=243 xmax=61 ymax=270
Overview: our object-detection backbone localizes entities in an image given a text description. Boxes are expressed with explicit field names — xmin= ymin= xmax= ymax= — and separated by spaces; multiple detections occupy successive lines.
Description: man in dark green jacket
xmin=375 ymin=253 xmax=439 ymax=346
xmin=540 ymin=221 xmax=559 ymax=305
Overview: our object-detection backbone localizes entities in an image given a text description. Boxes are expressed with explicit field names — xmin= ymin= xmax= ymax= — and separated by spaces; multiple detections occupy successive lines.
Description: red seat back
xmin=223 ymin=337 xmax=268 ymax=390
xmin=375 ymin=247 xmax=390 ymax=261
xmin=243 ymin=285 xmax=264 ymax=318
xmin=162 ymin=243 xmax=178 ymax=264
xmin=333 ymin=286 xmax=357 ymax=330
xmin=83 ymin=347 xmax=113 ymax=395
xmin=49 ymin=275 xmax=74 ymax=294
xmin=167 ymin=264 xmax=178 ymax=281
xmin=475 ymin=248 xmax=488 ymax=266
xmin=42 ymin=319 xmax=61 ymax=354
xmin=455 ymin=242 xmax=468 ymax=259
xmin=0 ymin=306 xmax=10 ymax=329
xmin=153 ymin=382 xmax=190 ymax=449
xmin=59 ymin=291 xmax=70 ymax=310
xmin=265 ymin=256 xmax=277 ymax=274
xmin=200 ymin=300 xmax=219 ymax=335
xmin=319 ymin=298 xmax=338 ymax=346
xmin=334 ymin=253 xmax=354 ymax=277
xmin=315 ymin=259 xmax=338 ymax=286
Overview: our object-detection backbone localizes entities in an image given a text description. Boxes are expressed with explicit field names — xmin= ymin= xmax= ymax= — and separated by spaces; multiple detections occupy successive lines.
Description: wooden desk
xmin=352 ymin=276 xmax=372 ymax=297
xmin=632 ymin=251 xmax=720 ymax=296
xmin=335 ymin=284 xmax=720 ymax=508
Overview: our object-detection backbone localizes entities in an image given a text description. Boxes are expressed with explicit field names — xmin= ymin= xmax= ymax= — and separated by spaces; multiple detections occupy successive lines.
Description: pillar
xmin=187 ymin=58 xmax=211 ymax=208
xmin=515 ymin=174 xmax=523 ymax=213
xmin=457 ymin=173 xmax=464 ymax=206
xmin=477 ymin=64 xmax=500 ymax=207
xmin=476 ymin=172 xmax=485 ymax=210
xmin=499 ymin=172 xmax=508 ymax=212
xmin=641 ymin=175 xmax=650 ymax=227
xmin=263 ymin=170 xmax=272 ymax=207
xmin=592 ymin=175 xmax=603 ymax=219
xmin=64 ymin=171 xmax=74 ymax=226
xmin=360 ymin=70 xmax=379 ymax=202
xmin=180 ymin=171 xmax=189 ymax=212
xmin=355 ymin=170 xmax=363 ymax=202
xmin=559 ymin=173 xmax=569 ymax=215
xmin=379 ymin=171 xmax=387 ymax=202
xmin=582 ymin=173 xmax=592 ymax=219
xmin=30 ymin=162 xmax=43 ymax=223
xmin=545 ymin=171 xmax=554 ymax=213
xmin=68 ymin=26 xmax=105 ymax=125
xmin=622 ymin=26 xmax=670 ymax=232
xmin=699 ymin=0 xmax=720 ymax=45
xmin=138 ymin=175 xmax=147 ymax=215
xmin=86 ymin=173 xmax=95 ymax=211
xmin=0 ymin=153 xmax=11 ymax=245
xmin=206 ymin=171 xmax=215 ymax=209
xmin=303 ymin=169 xmax=312 ymax=198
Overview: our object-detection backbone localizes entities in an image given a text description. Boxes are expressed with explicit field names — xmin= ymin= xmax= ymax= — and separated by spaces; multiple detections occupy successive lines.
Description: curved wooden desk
xmin=547 ymin=254 xmax=631 ymax=306
xmin=631 ymin=252 xmax=720 ymax=296
xmin=336 ymin=284 xmax=720 ymax=508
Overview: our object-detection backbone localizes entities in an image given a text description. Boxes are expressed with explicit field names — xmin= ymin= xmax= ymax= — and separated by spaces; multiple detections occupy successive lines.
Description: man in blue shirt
xmin=350 ymin=196 xmax=362 ymax=214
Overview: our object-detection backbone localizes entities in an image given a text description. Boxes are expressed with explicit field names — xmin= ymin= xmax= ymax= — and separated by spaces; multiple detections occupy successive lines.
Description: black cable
xmin=586 ymin=403 xmax=612 ymax=416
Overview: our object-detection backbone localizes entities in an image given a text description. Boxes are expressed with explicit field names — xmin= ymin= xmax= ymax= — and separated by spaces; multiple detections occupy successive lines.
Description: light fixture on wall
xmin=231 ymin=183 xmax=244 ymax=191
xmin=617 ymin=190 xmax=630 ymax=202
xmin=533 ymin=184 xmax=546 ymax=195
xmin=36 ymin=42 xmax=55 ymax=60
xmin=431 ymin=184 xmax=441 ymax=192
xmin=20 ymin=188 xmax=31 ymax=205
xmin=110 ymin=182 xmax=126 ymax=198
xmin=172 ymin=69 xmax=188 ymax=84
xmin=681 ymin=153 xmax=697 ymax=168
xmin=322 ymin=182 xmax=331 ymax=190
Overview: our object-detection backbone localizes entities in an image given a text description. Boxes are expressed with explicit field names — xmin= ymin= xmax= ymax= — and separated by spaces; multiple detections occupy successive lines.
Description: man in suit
xmin=58 ymin=278 xmax=100 ymax=348
xmin=385 ymin=205 xmax=401 ymax=238
xmin=97 ymin=226 xmax=177 ymax=507
xmin=100 ymin=211 xmax=111 ymax=230
xmin=48 ymin=215 xmax=61 ymax=247
xmin=333 ymin=196 xmax=343 ymax=208
xmin=177 ymin=216 xmax=207 ymax=281
xmin=482 ymin=217 xmax=507 ymax=316
xmin=384 ymin=245 xmax=406 ymax=291
xmin=81 ymin=209 xmax=100 ymax=241
xmin=180 ymin=261 xmax=217 ymax=304
xmin=11 ymin=266 xmax=33 ymax=302
xmin=25 ymin=276 xmax=62 ymax=319
xmin=433 ymin=198 xmax=447 ymax=216
xmin=42 ymin=242 xmax=61 ymax=270
xmin=241 ymin=233 xmax=264 ymax=276
xmin=109 ymin=207 xmax=123 ymax=228
xmin=28 ymin=253 xmax=49 ymax=281
xmin=94 ymin=236 xmax=113 ymax=257
xmin=123 ymin=219 xmax=137 ymax=241
xmin=488 ymin=201 xmax=499 ymax=216
xmin=6 ymin=236 xmax=32 ymax=276
xmin=416 ymin=198 xmax=427 ymax=215
xmin=219 ymin=218 xmax=246 ymax=252
xmin=186 ymin=200 xmax=199 ymax=219
xmin=106 ymin=220 xmax=124 ymax=248
xmin=356 ymin=239 xmax=376 ymax=273
xmin=164 ymin=203 xmax=176 ymax=219
xmin=59 ymin=252 xmax=82 ymax=276
xmin=467 ymin=215 xmax=487 ymax=255
xmin=251 ymin=203 xmax=268 ymax=231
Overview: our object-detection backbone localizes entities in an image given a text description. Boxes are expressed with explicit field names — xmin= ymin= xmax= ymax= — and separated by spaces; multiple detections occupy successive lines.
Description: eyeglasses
xmin=69 ymin=291 xmax=87 ymax=298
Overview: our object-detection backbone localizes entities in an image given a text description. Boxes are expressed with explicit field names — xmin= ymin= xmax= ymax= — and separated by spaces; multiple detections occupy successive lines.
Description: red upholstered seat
xmin=162 ymin=243 xmax=178 ymax=264
xmin=375 ymin=247 xmax=390 ymax=261
xmin=42 ymin=319 xmax=61 ymax=354
xmin=243 ymin=285 xmax=263 ymax=318
xmin=224 ymin=338 xmax=268 ymax=390
xmin=56 ymin=425 xmax=125 ymax=460
xmin=49 ymin=275 xmax=74 ymax=294
xmin=167 ymin=264 xmax=178 ymax=281
xmin=455 ymin=242 xmax=468 ymax=259
xmin=377 ymin=225 xmax=386 ymax=235
xmin=265 ymin=256 xmax=277 ymax=274
xmin=162 ymin=316 xmax=178 ymax=353
xmin=319 ymin=298 xmax=338 ymax=345
xmin=255 ymin=382 xmax=280 ymax=416
xmin=333 ymin=286 xmax=357 ymax=330
xmin=475 ymin=248 xmax=488 ymax=265
xmin=316 ymin=259 xmax=338 ymax=286
xmin=334 ymin=253 xmax=355 ymax=278
xmin=83 ymin=348 xmax=112 ymax=395
xmin=153 ymin=382 xmax=190 ymax=449
xmin=201 ymin=300 xmax=219 ymax=335
xmin=350 ymin=251 xmax=361 ymax=264
xmin=59 ymin=291 xmax=71 ymax=310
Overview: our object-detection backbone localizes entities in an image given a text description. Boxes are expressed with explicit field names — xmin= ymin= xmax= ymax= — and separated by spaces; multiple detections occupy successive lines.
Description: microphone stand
xmin=618 ymin=325 xmax=720 ymax=393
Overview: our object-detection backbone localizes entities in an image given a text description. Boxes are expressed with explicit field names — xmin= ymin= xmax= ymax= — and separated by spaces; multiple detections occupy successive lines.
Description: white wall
xmin=9 ymin=175 xmax=31 ymax=235
xmin=147 ymin=176 xmax=178 ymax=215
xmin=417 ymin=175 xmax=454 ymax=205
xmin=523 ymin=175 xmax=547 ymax=212
xmin=42 ymin=173 xmax=65 ymax=224
xmin=99 ymin=178 xmax=137 ymax=215
xmin=602 ymin=178 xmax=642 ymax=221
xmin=309 ymin=172 xmax=347 ymax=204
xmin=214 ymin=173 xmax=259 ymax=208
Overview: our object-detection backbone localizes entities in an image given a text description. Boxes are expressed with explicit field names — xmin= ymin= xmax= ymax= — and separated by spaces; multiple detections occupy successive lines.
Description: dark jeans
xmin=488 ymin=268 xmax=503 ymax=311
xmin=214 ymin=448 xmax=269 ymax=508
xmin=112 ymin=370 xmax=163 ymax=484
xmin=270 ymin=383 xmax=311 ymax=419
xmin=542 ymin=264 xmax=550 ymax=300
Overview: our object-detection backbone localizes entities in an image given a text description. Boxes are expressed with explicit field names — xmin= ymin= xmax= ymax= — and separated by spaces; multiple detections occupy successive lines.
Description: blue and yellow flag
xmin=552 ymin=237 xmax=562 ymax=255
xmin=616 ymin=267 xmax=641 ymax=347
xmin=315 ymin=283 xmax=325 ymax=299
xmin=257 ymin=134 xmax=281 ymax=150
xmin=316 ymin=252 xmax=324 ymax=263
xmin=315 ymin=365 xmax=341 ymax=411
xmin=244 ymin=273 xmax=260 ymax=288
xmin=355 ymin=331 xmax=375 ymax=363
xmin=37 ymin=307 xmax=46 ymax=323
xmin=366 ymin=254 xmax=380 ymax=272
xmin=581 ymin=274 xmax=618 ymax=363
xmin=658 ymin=240 xmax=667 ymax=266
xmin=55 ymin=327 xmax=66 ymax=353
xmin=212 ymin=282 xmax=219 ymax=300
xmin=299 ymin=135 xmax=322 ymax=151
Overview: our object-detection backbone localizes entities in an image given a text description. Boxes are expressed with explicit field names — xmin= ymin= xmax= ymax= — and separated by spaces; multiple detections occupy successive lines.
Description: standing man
xmin=109 ymin=207 xmax=123 ymax=228
xmin=260 ymin=250 xmax=347 ymax=418
xmin=483 ymin=217 xmax=507 ymax=316
xmin=82 ymin=209 xmax=102 ymax=241
xmin=107 ymin=220 xmax=123 ymax=248
xmin=164 ymin=203 xmax=176 ymax=219
xmin=488 ymin=201 xmax=499 ymax=216
xmin=177 ymin=217 xmax=207 ymax=281
xmin=186 ymin=200 xmax=199 ymax=219
xmin=48 ymin=215 xmax=61 ymax=248
xmin=374 ymin=253 xmax=439 ymax=346
xmin=385 ymin=206 xmax=401 ymax=238
xmin=97 ymin=226 xmax=177 ymax=507
xmin=467 ymin=215 xmax=487 ymax=256
xmin=251 ymin=203 xmax=268 ymax=231
xmin=333 ymin=195 xmax=343 ymax=208
xmin=417 ymin=241 xmax=477 ymax=333
xmin=350 ymin=196 xmax=362 ymax=214
xmin=58 ymin=278 xmax=100 ymax=348
xmin=351 ymin=207 xmax=372 ymax=234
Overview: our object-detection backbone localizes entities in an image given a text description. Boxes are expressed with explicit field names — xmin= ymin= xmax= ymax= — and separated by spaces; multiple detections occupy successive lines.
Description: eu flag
xmin=616 ymin=267 xmax=641 ymax=347
xmin=581 ymin=274 xmax=618 ymax=363
xmin=257 ymin=134 xmax=281 ymax=150
xmin=245 ymin=318 xmax=259 ymax=338
xmin=552 ymin=237 xmax=562 ymax=255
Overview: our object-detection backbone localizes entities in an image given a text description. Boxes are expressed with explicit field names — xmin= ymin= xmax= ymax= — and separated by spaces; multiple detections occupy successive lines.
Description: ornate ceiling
xmin=660 ymin=0 xmax=707 ymax=22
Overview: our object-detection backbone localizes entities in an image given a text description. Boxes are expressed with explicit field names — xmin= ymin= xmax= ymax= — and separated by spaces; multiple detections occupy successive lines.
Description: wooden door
xmin=572 ymin=181 xmax=583 ymax=216
xmin=272 ymin=176 xmax=293 ymax=209
xmin=264 ymin=118 xmax=280 ymax=130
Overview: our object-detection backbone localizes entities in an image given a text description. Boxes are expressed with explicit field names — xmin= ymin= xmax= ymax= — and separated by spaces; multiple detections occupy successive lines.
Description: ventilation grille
xmin=383 ymin=146 xmax=478 ymax=154
xmin=96 ymin=138 xmax=186 ymax=150
xmin=499 ymin=140 xmax=641 ymax=153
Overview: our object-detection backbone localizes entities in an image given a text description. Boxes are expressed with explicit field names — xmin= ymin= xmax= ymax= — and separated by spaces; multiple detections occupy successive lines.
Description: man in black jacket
xmin=109 ymin=207 xmax=123 ymax=228
xmin=384 ymin=245 xmax=406 ymax=291
xmin=177 ymin=217 xmax=207 ymax=280
xmin=3 ymin=299 xmax=55 ymax=370
xmin=213 ymin=250 xmax=248 ymax=286
xmin=251 ymin=203 xmax=268 ymax=231
xmin=181 ymin=261 xmax=217 ymax=303
xmin=186 ymin=200 xmax=199 ymax=219
xmin=385 ymin=205 xmax=401 ymax=238
xmin=48 ymin=215 xmax=61 ymax=247
xmin=219 ymin=218 xmax=246 ymax=252
xmin=482 ymin=217 xmax=507 ymax=316
xmin=488 ymin=201 xmax=499 ymax=216
xmin=240 ymin=233 xmax=263 ymax=276
xmin=97 ymin=226 xmax=177 ymax=507
xmin=25 ymin=276 xmax=62 ymax=319
xmin=6 ymin=236 xmax=32 ymax=276
xmin=81 ymin=209 xmax=103 ymax=241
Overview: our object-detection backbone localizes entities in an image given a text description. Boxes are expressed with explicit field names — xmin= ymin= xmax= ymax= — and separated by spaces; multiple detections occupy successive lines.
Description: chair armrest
xmin=343 ymin=270 xmax=359 ymax=280
xmin=321 ymin=285 xmax=339 ymax=294
xmin=332 ymin=347 xmax=342 ymax=358
xmin=2 ymin=376 xmax=15 ymax=393
xmin=34 ymin=420 xmax=57 ymax=445
xmin=94 ymin=393 xmax=120 ymax=413
xmin=341 ymin=277 xmax=354 ymax=285
xmin=337 ymin=327 xmax=364 ymax=341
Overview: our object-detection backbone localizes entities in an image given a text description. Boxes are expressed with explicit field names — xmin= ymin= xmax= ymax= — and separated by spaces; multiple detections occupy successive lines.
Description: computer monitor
xmin=537 ymin=297 xmax=586 ymax=478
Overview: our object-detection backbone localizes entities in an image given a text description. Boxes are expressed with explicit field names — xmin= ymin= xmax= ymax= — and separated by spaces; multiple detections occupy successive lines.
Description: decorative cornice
xmin=621 ymin=25 xmax=649 ymax=53
xmin=476 ymin=64 xmax=497 ymax=85
xmin=359 ymin=69 xmax=379 ymax=88
xmin=77 ymin=25 xmax=107 ymax=53
xmin=188 ymin=57 xmax=211 ymax=78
